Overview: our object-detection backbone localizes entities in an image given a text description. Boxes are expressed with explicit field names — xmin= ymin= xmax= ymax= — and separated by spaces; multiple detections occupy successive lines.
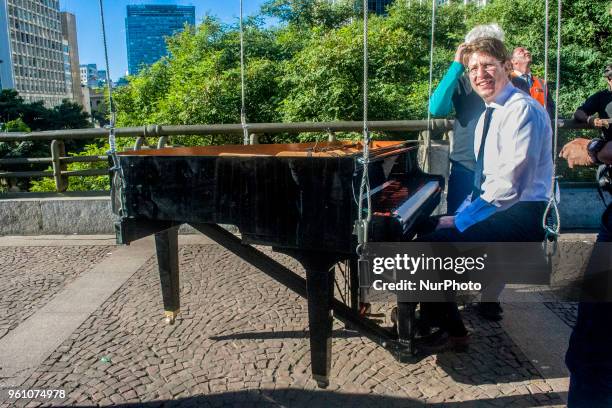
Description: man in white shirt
xmin=414 ymin=38 xmax=553 ymax=350
xmin=434 ymin=37 xmax=553 ymax=238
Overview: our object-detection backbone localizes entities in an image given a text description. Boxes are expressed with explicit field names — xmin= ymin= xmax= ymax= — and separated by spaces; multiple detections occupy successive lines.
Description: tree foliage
xmin=39 ymin=0 xmax=612 ymax=185
xmin=0 ymin=89 xmax=92 ymax=191
xmin=116 ymin=0 xmax=610 ymax=128
xmin=0 ymin=89 xmax=91 ymax=131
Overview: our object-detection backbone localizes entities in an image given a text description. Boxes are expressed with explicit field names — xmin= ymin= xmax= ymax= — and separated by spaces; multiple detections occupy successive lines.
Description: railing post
xmin=51 ymin=139 xmax=68 ymax=192
xmin=417 ymin=130 xmax=431 ymax=172
xmin=443 ymin=129 xmax=453 ymax=142
xmin=157 ymin=136 xmax=168 ymax=149
xmin=250 ymin=133 xmax=259 ymax=145
xmin=134 ymin=137 xmax=145 ymax=150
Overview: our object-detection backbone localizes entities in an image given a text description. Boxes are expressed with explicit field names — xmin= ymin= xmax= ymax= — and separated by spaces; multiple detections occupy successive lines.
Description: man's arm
xmin=429 ymin=62 xmax=464 ymax=116
xmin=429 ymin=44 xmax=467 ymax=117
xmin=559 ymin=139 xmax=612 ymax=167
xmin=574 ymin=92 xmax=601 ymax=126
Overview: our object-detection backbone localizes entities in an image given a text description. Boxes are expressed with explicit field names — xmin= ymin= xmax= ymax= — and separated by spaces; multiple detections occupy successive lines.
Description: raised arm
xmin=429 ymin=44 xmax=467 ymax=117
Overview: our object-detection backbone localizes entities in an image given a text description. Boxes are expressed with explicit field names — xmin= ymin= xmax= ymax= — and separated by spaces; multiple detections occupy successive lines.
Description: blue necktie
xmin=472 ymin=107 xmax=494 ymax=200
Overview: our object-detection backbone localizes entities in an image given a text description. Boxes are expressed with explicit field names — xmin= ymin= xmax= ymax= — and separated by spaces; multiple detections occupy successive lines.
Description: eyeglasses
xmin=468 ymin=63 xmax=500 ymax=77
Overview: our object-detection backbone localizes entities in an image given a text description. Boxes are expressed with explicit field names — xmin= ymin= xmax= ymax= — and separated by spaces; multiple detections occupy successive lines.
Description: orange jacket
xmin=530 ymin=76 xmax=548 ymax=107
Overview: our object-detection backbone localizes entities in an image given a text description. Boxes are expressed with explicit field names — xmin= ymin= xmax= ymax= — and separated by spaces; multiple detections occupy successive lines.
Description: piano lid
xmin=118 ymin=140 xmax=411 ymax=158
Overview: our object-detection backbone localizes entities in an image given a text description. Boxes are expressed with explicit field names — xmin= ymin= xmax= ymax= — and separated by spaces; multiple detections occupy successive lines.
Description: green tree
xmin=48 ymin=100 xmax=91 ymax=130
xmin=261 ymin=0 xmax=357 ymax=29
xmin=114 ymin=17 xmax=283 ymax=146
xmin=110 ymin=0 xmax=610 ymax=179
xmin=0 ymin=90 xmax=92 ymax=191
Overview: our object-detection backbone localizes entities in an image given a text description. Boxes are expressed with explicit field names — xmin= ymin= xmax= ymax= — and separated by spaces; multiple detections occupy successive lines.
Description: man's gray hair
xmin=465 ymin=24 xmax=505 ymax=43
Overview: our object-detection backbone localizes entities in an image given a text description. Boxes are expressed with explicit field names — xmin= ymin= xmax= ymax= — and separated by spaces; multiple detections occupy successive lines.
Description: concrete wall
xmin=0 ymin=196 xmax=114 ymax=235
xmin=0 ymin=186 xmax=605 ymax=236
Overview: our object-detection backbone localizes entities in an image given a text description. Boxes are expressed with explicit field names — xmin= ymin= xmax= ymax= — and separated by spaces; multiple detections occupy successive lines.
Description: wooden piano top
xmin=118 ymin=140 xmax=408 ymax=158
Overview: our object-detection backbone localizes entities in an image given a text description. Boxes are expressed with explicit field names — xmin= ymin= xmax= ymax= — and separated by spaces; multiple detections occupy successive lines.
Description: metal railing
xmin=0 ymin=118 xmax=591 ymax=192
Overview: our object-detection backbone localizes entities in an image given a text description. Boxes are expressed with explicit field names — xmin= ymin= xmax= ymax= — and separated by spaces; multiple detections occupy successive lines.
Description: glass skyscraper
xmin=367 ymin=0 xmax=394 ymax=14
xmin=125 ymin=5 xmax=195 ymax=75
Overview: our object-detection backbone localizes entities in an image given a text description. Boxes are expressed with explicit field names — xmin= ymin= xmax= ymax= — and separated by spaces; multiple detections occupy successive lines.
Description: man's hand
xmin=454 ymin=43 xmax=467 ymax=64
xmin=436 ymin=216 xmax=456 ymax=230
xmin=559 ymin=138 xmax=594 ymax=168
xmin=594 ymin=118 xmax=610 ymax=129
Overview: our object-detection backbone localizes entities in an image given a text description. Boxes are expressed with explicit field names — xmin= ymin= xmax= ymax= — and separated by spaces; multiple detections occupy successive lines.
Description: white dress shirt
xmin=454 ymin=82 xmax=553 ymax=232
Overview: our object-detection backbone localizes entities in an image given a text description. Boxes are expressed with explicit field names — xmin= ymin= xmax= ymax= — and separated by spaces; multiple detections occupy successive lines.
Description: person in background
xmin=428 ymin=24 xmax=529 ymax=321
xmin=561 ymin=63 xmax=612 ymax=408
xmin=511 ymin=46 xmax=556 ymax=117
xmin=572 ymin=64 xmax=612 ymax=142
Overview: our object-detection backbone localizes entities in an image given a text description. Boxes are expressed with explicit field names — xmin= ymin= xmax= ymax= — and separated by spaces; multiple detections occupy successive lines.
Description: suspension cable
xmin=424 ymin=0 xmax=437 ymax=171
xmin=98 ymin=0 xmax=115 ymax=150
xmin=98 ymin=0 xmax=126 ymax=216
xmin=357 ymin=0 xmax=371 ymax=253
xmin=542 ymin=0 xmax=562 ymax=241
xmin=239 ymin=0 xmax=249 ymax=145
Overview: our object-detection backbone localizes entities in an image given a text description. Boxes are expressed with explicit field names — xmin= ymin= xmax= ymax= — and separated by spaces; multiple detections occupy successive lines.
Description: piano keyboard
xmin=394 ymin=181 xmax=440 ymax=224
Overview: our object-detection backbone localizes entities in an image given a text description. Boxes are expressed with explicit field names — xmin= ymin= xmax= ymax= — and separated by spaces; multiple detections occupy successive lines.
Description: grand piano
xmin=112 ymin=140 xmax=443 ymax=387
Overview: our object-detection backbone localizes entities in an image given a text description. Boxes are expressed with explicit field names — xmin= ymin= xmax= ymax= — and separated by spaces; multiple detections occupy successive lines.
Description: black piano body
xmin=112 ymin=140 xmax=443 ymax=387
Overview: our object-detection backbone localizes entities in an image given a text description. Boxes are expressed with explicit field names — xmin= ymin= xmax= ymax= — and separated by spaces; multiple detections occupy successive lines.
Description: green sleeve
xmin=428 ymin=62 xmax=464 ymax=117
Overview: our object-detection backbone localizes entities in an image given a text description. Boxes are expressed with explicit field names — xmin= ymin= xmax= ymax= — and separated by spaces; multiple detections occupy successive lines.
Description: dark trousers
xmin=566 ymin=204 xmax=612 ymax=407
xmin=421 ymin=201 xmax=547 ymax=243
xmin=416 ymin=201 xmax=547 ymax=337
xmin=447 ymin=160 xmax=474 ymax=214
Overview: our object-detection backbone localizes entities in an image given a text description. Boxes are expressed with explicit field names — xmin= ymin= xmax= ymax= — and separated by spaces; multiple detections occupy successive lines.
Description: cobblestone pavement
xmin=542 ymin=302 xmax=577 ymax=328
xmin=0 ymin=246 xmax=114 ymax=341
xmin=0 ymin=243 xmax=567 ymax=407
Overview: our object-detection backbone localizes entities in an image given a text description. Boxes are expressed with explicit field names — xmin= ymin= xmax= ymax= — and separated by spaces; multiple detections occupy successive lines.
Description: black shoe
xmin=449 ymin=331 xmax=471 ymax=353
xmin=419 ymin=329 xmax=472 ymax=353
xmin=417 ymin=330 xmax=451 ymax=353
xmin=477 ymin=302 xmax=503 ymax=321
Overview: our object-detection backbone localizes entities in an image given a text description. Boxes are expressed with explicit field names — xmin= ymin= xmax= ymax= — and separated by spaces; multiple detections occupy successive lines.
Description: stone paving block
xmin=0 ymin=244 xmax=571 ymax=407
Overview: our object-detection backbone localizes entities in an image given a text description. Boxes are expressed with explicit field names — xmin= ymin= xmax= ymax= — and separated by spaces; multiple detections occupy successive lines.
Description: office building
xmin=60 ymin=11 xmax=81 ymax=105
xmin=61 ymin=37 xmax=71 ymax=96
xmin=80 ymin=63 xmax=98 ymax=88
xmin=125 ymin=4 xmax=195 ymax=75
xmin=0 ymin=0 xmax=69 ymax=106
xmin=438 ymin=0 xmax=489 ymax=5
xmin=368 ymin=0 xmax=394 ymax=14
xmin=97 ymin=69 xmax=111 ymax=87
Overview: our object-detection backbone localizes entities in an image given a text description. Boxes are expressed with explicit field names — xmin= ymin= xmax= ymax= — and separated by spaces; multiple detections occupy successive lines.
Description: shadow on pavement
xmin=210 ymin=329 xmax=364 ymax=341
xmin=209 ymin=325 xmax=550 ymax=386
xmin=66 ymin=389 xmax=566 ymax=408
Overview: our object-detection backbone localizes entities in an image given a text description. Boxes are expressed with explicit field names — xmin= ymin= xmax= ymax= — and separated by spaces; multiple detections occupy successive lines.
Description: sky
xmin=59 ymin=0 xmax=270 ymax=81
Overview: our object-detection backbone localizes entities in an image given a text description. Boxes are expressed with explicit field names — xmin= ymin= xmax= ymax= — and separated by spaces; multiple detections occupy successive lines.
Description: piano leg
xmin=155 ymin=226 xmax=180 ymax=324
xmin=349 ymin=257 xmax=359 ymax=312
xmin=396 ymin=301 xmax=417 ymax=358
xmin=303 ymin=259 xmax=335 ymax=389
